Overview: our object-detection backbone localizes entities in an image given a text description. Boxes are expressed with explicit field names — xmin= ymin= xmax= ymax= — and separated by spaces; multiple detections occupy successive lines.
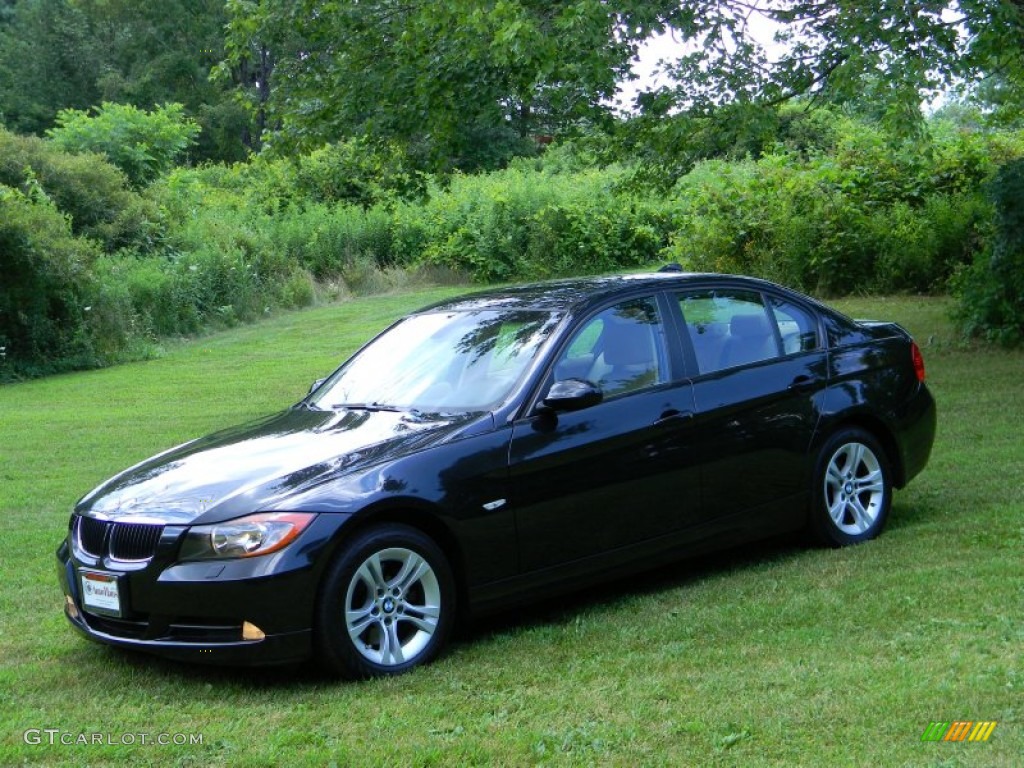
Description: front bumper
xmin=56 ymin=514 xmax=345 ymax=666
xmin=59 ymin=597 xmax=312 ymax=666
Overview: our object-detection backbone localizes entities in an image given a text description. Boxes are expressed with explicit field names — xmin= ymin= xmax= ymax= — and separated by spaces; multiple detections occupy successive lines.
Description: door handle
xmin=787 ymin=375 xmax=820 ymax=392
xmin=656 ymin=409 xmax=694 ymax=426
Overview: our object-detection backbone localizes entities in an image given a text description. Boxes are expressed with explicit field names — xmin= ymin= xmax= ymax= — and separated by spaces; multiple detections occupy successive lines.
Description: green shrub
xmin=408 ymin=165 xmax=671 ymax=281
xmin=660 ymin=122 xmax=1021 ymax=296
xmin=47 ymin=102 xmax=200 ymax=187
xmin=157 ymin=152 xmax=674 ymax=285
xmin=294 ymin=138 xmax=428 ymax=208
xmin=872 ymin=193 xmax=990 ymax=293
xmin=0 ymin=185 xmax=104 ymax=377
xmin=265 ymin=204 xmax=398 ymax=275
xmin=0 ymin=126 xmax=160 ymax=251
xmin=10 ymin=107 xmax=1022 ymax=377
xmin=954 ymin=159 xmax=1024 ymax=345
xmin=524 ymin=196 xmax=667 ymax=278
xmin=92 ymin=255 xmax=201 ymax=337
xmin=278 ymin=266 xmax=317 ymax=308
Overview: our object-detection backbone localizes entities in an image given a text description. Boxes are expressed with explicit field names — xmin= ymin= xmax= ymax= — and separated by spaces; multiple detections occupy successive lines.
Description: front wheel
xmin=314 ymin=523 xmax=455 ymax=678
xmin=810 ymin=428 xmax=892 ymax=547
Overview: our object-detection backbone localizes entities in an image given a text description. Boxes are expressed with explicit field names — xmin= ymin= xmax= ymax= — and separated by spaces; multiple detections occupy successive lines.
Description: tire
xmin=314 ymin=523 xmax=455 ymax=678
xmin=809 ymin=428 xmax=892 ymax=547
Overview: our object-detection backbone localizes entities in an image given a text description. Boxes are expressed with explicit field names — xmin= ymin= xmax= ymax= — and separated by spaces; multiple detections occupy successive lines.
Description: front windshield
xmin=310 ymin=309 xmax=561 ymax=411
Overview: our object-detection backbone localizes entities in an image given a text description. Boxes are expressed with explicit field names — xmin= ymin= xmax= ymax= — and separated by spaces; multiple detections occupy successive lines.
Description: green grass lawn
xmin=1 ymin=289 xmax=1020 ymax=766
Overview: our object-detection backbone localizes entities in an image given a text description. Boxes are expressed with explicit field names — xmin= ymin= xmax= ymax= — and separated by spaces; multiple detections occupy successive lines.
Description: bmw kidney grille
xmin=75 ymin=516 xmax=164 ymax=562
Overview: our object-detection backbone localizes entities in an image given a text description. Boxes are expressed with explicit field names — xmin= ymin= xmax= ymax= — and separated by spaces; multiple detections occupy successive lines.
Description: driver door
xmin=508 ymin=296 xmax=698 ymax=573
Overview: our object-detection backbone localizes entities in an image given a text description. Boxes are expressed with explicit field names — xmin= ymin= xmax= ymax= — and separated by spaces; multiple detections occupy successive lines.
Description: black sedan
xmin=57 ymin=270 xmax=936 ymax=677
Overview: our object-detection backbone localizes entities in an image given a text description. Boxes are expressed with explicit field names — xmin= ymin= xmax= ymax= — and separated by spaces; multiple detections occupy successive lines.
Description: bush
xmin=47 ymin=102 xmax=200 ymax=187
xmin=407 ymin=166 xmax=672 ymax=281
xmin=954 ymin=159 xmax=1024 ymax=345
xmin=92 ymin=255 xmax=200 ymax=338
xmin=0 ymin=185 xmax=104 ymax=377
xmin=157 ymin=160 xmax=673 ymax=285
xmin=872 ymin=193 xmax=991 ymax=293
xmin=294 ymin=138 xmax=428 ymax=208
xmin=0 ymin=126 xmax=161 ymax=251
xmin=9 ymin=107 xmax=1023 ymax=377
xmin=660 ymin=118 xmax=1023 ymax=296
xmin=265 ymin=204 xmax=398 ymax=275
xmin=660 ymin=156 xmax=863 ymax=292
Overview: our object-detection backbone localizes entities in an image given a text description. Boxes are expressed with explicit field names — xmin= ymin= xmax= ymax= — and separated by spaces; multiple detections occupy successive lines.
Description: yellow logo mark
xmin=966 ymin=721 xmax=998 ymax=742
xmin=921 ymin=721 xmax=997 ymax=742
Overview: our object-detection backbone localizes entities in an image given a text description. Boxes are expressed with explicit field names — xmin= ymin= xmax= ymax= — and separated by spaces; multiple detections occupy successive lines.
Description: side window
xmin=678 ymin=290 xmax=779 ymax=374
xmin=555 ymin=297 xmax=667 ymax=398
xmin=768 ymin=297 xmax=820 ymax=354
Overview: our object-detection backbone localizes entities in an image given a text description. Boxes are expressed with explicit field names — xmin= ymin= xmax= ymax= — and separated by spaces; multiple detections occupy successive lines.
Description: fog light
xmin=242 ymin=621 xmax=265 ymax=641
xmin=65 ymin=595 xmax=79 ymax=619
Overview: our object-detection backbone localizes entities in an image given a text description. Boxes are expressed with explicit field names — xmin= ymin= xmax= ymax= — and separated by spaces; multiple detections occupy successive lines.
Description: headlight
xmin=178 ymin=512 xmax=316 ymax=561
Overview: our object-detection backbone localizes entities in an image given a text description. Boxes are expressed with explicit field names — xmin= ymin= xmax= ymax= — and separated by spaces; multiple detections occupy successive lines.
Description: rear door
xmin=675 ymin=286 xmax=828 ymax=527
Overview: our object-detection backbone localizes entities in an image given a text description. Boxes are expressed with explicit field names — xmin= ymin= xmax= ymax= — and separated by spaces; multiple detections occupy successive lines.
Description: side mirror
xmin=307 ymin=377 xmax=325 ymax=396
xmin=542 ymin=378 xmax=602 ymax=412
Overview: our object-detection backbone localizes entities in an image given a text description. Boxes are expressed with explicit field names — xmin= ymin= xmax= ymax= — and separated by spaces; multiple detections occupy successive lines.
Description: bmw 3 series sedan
xmin=57 ymin=270 xmax=936 ymax=677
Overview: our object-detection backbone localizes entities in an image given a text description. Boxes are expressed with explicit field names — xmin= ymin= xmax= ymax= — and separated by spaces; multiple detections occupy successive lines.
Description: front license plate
xmin=80 ymin=570 xmax=122 ymax=617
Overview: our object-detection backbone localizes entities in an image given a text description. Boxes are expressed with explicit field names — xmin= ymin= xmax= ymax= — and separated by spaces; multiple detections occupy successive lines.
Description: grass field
xmin=0 ymin=288 xmax=1020 ymax=766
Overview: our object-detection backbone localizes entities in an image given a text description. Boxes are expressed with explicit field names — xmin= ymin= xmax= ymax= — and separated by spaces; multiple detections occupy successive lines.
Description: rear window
xmin=678 ymin=290 xmax=778 ymax=374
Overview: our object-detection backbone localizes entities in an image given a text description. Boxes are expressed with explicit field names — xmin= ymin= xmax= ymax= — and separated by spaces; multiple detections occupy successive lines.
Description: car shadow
xmin=475 ymin=495 xmax=939 ymax=644
xmin=104 ymin=646 xmax=321 ymax=688
xmin=885 ymin=497 xmax=940 ymax=533
xmin=460 ymin=532 xmax=807 ymax=646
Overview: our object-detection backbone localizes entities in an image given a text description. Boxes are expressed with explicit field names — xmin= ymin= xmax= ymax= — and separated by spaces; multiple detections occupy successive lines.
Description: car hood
xmin=76 ymin=407 xmax=489 ymax=525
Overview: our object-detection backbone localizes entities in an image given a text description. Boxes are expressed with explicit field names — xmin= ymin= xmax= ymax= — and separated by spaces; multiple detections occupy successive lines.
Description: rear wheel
xmin=314 ymin=524 xmax=455 ymax=678
xmin=810 ymin=428 xmax=892 ymax=546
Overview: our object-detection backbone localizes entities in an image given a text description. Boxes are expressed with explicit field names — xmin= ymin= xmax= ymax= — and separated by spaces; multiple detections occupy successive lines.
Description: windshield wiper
xmin=331 ymin=402 xmax=403 ymax=412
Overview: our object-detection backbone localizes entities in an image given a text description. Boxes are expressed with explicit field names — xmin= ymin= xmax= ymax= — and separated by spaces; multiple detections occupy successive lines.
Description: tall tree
xmin=76 ymin=0 xmax=249 ymax=161
xmin=642 ymin=1 xmax=963 ymax=116
xmin=0 ymin=0 xmax=100 ymax=134
xmin=221 ymin=0 xmax=668 ymax=171
xmin=609 ymin=1 xmax=1024 ymax=183
xmin=222 ymin=1 xmax=1024 ymax=171
xmin=0 ymin=0 xmax=247 ymax=161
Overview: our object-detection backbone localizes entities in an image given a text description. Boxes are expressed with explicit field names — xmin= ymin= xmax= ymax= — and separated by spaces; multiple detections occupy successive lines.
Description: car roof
xmin=416 ymin=271 xmax=794 ymax=315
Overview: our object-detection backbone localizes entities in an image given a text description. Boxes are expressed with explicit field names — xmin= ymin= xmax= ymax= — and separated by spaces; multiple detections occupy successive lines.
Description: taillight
xmin=911 ymin=341 xmax=926 ymax=382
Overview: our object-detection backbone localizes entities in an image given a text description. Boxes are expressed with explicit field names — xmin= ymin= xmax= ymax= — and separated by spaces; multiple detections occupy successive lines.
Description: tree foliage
xmin=0 ymin=183 xmax=103 ymax=374
xmin=213 ymin=1 xmax=1024 ymax=174
xmin=0 ymin=0 xmax=99 ymax=134
xmin=643 ymin=2 xmax=960 ymax=113
xmin=4 ymin=0 xmax=1024 ymax=172
xmin=609 ymin=2 xmax=1024 ymax=186
xmin=0 ymin=0 xmax=246 ymax=161
xmin=219 ymin=0 xmax=667 ymax=171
